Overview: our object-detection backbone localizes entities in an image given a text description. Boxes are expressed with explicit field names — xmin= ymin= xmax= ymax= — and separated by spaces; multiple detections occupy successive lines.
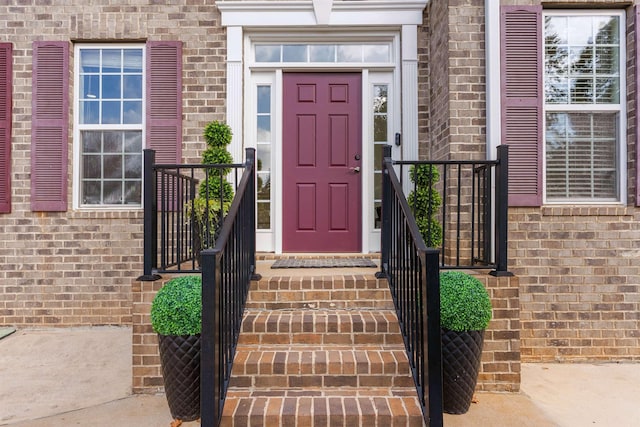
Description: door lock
xmin=350 ymin=167 xmax=361 ymax=174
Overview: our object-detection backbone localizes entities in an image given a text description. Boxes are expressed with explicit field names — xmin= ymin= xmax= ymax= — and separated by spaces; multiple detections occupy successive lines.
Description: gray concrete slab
xmin=1 ymin=326 xmax=638 ymax=427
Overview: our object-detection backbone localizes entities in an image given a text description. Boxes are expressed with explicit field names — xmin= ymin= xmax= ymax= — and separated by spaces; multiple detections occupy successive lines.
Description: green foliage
xmin=198 ymin=177 xmax=234 ymax=202
xmin=410 ymin=163 xmax=440 ymax=186
xmin=151 ymin=276 xmax=202 ymax=336
xmin=202 ymin=147 xmax=234 ymax=171
xmin=203 ymin=121 xmax=232 ymax=148
xmin=408 ymin=164 xmax=443 ymax=247
xmin=440 ymin=271 xmax=492 ymax=332
xmin=193 ymin=120 xmax=235 ymax=250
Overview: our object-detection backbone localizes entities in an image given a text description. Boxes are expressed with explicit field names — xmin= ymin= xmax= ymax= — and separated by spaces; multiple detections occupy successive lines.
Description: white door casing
xmin=218 ymin=0 xmax=427 ymax=253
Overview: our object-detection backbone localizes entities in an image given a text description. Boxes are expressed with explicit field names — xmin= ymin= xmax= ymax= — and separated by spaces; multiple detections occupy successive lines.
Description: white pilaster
xmin=485 ymin=0 xmax=501 ymax=159
xmin=401 ymin=25 xmax=418 ymax=163
xmin=227 ymin=26 xmax=244 ymax=163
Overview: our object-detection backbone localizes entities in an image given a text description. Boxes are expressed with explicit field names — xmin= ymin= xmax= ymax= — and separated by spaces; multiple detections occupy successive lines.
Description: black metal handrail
xmin=392 ymin=145 xmax=510 ymax=275
xmin=200 ymin=148 xmax=258 ymax=427
xmin=378 ymin=145 xmax=443 ymax=426
xmin=138 ymin=149 xmax=247 ymax=279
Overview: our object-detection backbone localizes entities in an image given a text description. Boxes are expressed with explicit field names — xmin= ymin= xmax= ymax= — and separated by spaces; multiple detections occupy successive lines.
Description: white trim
xmin=541 ymin=10 xmax=627 ymax=205
xmin=218 ymin=1 xmax=429 ymax=27
xmin=72 ymin=43 xmax=145 ymax=211
xmin=227 ymin=27 xmax=244 ymax=165
xmin=220 ymin=1 xmax=427 ymax=252
xmin=485 ymin=0 xmax=501 ymax=160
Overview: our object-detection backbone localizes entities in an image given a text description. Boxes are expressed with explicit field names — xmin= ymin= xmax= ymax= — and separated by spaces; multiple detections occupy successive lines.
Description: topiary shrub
xmin=408 ymin=164 xmax=443 ymax=247
xmin=189 ymin=121 xmax=235 ymax=262
xmin=151 ymin=276 xmax=202 ymax=336
xmin=439 ymin=271 xmax=492 ymax=332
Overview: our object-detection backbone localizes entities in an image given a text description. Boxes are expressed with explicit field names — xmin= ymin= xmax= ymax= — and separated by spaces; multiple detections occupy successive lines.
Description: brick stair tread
xmin=251 ymin=275 xmax=385 ymax=291
xmin=221 ymin=393 xmax=425 ymax=427
xmin=232 ymin=347 xmax=410 ymax=374
xmin=241 ymin=309 xmax=401 ymax=334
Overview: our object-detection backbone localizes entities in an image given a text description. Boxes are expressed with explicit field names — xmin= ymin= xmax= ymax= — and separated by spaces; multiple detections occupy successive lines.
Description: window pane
xmin=595 ymin=16 xmax=619 ymax=44
xmin=123 ymin=75 xmax=142 ymax=99
xmin=80 ymin=101 xmax=99 ymax=124
xmin=82 ymin=131 xmax=102 ymax=152
xmin=257 ymin=116 xmax=271 ymax=142
xmin=257 ymin=172 xmax=270 ymax=200
xmin=374 ymin=200 xmax=382 ymax=229
xmin=80 ymin=49 xmax=100 ymax=73
xmin=103 ymin=181 xmax=122 ymax=204
xmin=374 ymin=144 xmax=384 ymax=168
xmin=309 ymin=45 xmax=335 ymax=62
xmin=83 ymin=155 xmax=101 ymax=179
xmin=337 ymin=45 xmax=361 ymax=62
xmin=81 ymin=74 xmax=99 ymax=99
xmin=103 ymin=155 xmax=123 ymax=179
xmin=257 ymin=201 xmax=270 ymax=229
xmin=124 ymin=154 xmax=142 ymax=178
xmin=103 ymin=131 xmax=122 ymax=152
xmin=257 ymin=145 xmax=271 ymax=172
xmin=364 ymin=45 xmax=390 ymax=62
xmin=124 ymin=181 xmax=141 ymax=204
xmin=123 ymin=101 xmax=142 ymax=124
xmin=257 ymin=86 xmax=271 ymax=114
xmin=101 ymin=101 xmax=121 ymax=124
xmin=123 ymin=49 xmax=143 ymax=73
xmin=83 ymin=181 xmax=101 ymax=204
xmin=283 ymin=45 xmax=306 ymax=62
xmin=255 ymin=45 xmax=280 ymax=62
xmin=546 ymin=112 xmax=617 ymax=199
xmin=124 ymin=131 xmax=142 ymax=152
xmin=374 ymin=116 xmax=387 ymax=142
xmin=567 ymin=17 xmax=593 ymax=45
xmin=102 ymin=75 xmax=121 ymax=99
xmin=545 ymin=16 xmax=568 ymax=44
xmin=102 ymin=50 xmax=121 ymax=73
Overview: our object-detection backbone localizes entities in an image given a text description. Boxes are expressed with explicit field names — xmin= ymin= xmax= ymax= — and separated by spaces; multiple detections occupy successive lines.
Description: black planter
xmin=441 ymin=328 xmax=485 ymax=414
xmin=158 ymin=334 xmax=201 ymax=421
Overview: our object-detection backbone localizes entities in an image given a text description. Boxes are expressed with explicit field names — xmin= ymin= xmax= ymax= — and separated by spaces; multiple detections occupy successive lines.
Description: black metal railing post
xmin=376 ymin=145 xmax=392 ymax=279
xmin=201 ymin=248 xmax=221 ymax=426
xmin=424 ymin=248 xmax=443 ymax=426
xmin=491 ymin=145 xmax=512 ymax=276
xmin=245 ymin=148 xmax=261 ymax=281
xmin=138 ymin=149 xmax=161 ymax=281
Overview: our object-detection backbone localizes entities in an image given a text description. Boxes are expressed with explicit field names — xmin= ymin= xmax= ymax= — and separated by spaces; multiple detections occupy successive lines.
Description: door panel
xmin=283 ymin=73 xmax=362 ymax=252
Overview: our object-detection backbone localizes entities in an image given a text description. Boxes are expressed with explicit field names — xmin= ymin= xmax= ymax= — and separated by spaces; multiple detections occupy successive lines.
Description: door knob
xmin=350 ymin=167 xmax=360 ymax=174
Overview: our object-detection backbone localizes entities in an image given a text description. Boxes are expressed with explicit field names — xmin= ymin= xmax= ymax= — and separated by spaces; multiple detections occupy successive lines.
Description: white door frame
xmin=218 ymin=0 xmax=426 ymax=253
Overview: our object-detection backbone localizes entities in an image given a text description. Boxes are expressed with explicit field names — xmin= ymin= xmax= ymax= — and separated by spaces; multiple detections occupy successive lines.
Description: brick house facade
xmin=0 ymin=0 xmax=638 ymax=395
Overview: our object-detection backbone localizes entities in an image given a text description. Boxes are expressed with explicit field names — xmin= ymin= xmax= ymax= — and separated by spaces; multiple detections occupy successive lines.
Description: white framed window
xmin=543 ymin=11 xmax=626 ymax=203
xmin=74 ymin=44 xmax=145 ymax=208
xmin=256 ymin=84 xmax=273 ymax=230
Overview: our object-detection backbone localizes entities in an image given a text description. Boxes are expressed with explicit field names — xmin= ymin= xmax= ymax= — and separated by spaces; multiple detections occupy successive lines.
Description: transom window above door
xmin=255 ymin=43 xmax=392 ymax=64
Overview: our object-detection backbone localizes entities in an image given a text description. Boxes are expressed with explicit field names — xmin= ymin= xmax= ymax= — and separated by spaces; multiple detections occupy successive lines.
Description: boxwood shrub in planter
xmin=440 ymin=270 xmax=492 ymax=414
xmin=151 ymin=275 xmax=202 ymax=422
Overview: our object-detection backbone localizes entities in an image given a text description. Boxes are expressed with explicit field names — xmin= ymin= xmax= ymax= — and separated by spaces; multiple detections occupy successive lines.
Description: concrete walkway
xmin=0 ymin=327 xmax=638 ymax=426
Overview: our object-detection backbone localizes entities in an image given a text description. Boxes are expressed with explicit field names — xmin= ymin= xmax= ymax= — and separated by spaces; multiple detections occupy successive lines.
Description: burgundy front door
xmin=282 ymin=73 xmax=362 ymax=252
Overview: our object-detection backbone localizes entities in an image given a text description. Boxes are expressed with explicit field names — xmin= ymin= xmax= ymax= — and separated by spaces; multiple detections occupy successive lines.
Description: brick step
xmin=238 ymin=310 xmax=404 ymax=346
xmin=251 ymin=275 xmax=385 ymax=291
xmin=220 ymin=394 xmax=425 ymax=427
xmin=229 ymin=347 xmax=414 ymax=389
xmin=245 ymin=289 xmax=394 ymax=310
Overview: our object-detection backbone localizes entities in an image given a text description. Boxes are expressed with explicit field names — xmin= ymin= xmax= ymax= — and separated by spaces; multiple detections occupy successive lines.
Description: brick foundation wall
xmin=0 ymin=1 xmax=226 ymax=326
xmin=512 ymin=207 xmax=640 ymax=361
